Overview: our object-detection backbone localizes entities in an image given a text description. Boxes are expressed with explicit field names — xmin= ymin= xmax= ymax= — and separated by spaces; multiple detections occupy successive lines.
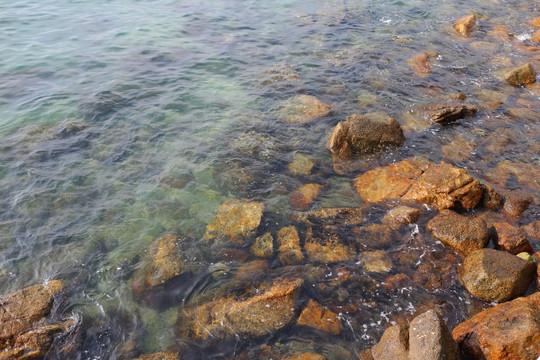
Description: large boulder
xmin=426 ymin=210 xmax=490 ymax=254
xmin=0 ymin=281 xmax=75 ymax=359
xmin=355 ymin=159 xmax=484 ymax=210
xmin=453 ymin=292 xmax=540 ymax=360
xmin=503 ymin=63 xmax=536 ymax=86
xmin=459 ymin=248 xmax=536 ymax=302
xmin=175 ymin=278 xmax=303 ymax=340
xmin=328 ymin=112 xmax=404 ymax=159
xmin=203 ymin=200 xmax=264 ymax=245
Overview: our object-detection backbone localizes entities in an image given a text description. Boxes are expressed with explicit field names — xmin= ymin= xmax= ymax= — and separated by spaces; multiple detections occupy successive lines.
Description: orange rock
xmin=408 ymin=53 xmax=431 ymax=78
xmin=279 ymin=94 xmax=332 ymax=123
xmin=521 ymin=219 xmax=540 ymax=241
xmin=454 ymin=15 xmax=477 ymax=36
xmin=353 ymin=224 xmax=393 ymax=250
xmin=381 ymin=206 xmax=421 ymax=230
xmin=204 ymin=200 xmax=265 ymax=245
xmin=532 ymin=17 xmax=540 ymax=27
xmin=383 ymin=273 xmax=412 ymax=291
xmin=135 ymin=352 xmax=180 ymax=360
xmin=143 ymin=234 xmax=185 ymax=289
xmin=304 ymin=227 xmax=356 ymax=263
xmin=290 ymin=183 xmax=324 ymax=210
xmin=287 ymin=353 xmax=326 ymax=360
xmin=277 ymin=226 xmax=304 ymax=265
xmin=486 ymin=25 xmax=512 ymax=42
xmin=453 ymin=292 xmax=540 ymax=360
xmin=297 ymin=299 xmax=340 ymax=335
xmin=503 ymin=63 xmax=537 ymax=85
xmin=532 ymin=29 xmax=540 ymax=42
xmin=493 ymin=222 xmax=533 ymax=254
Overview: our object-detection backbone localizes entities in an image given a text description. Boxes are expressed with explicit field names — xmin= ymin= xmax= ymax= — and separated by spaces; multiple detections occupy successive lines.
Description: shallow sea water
xmin=0 ymin=0 xmax=539 ymax=358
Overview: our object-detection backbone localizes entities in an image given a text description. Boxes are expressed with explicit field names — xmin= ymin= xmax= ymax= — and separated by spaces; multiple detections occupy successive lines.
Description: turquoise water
xmin=0 ymin=0 xmax=539 ymax=358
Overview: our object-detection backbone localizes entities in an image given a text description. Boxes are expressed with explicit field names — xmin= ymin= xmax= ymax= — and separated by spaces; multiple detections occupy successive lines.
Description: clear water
xmin=0 ymin=0 xmax=538 ymax=358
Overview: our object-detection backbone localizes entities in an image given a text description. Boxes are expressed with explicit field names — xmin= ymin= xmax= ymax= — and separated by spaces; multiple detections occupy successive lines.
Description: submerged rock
xmin=522 ymin=219 xmax=540 ymax=242
xmin=288 ymin=153 xmax=315 ymax=175
xmin=203 ymin=200 xmax=265 ymax=245
xmin=277 ymin=226 xmax=304 ymax=265
xmin=381 ymin=206 xmax=421 ymax=230
xmin=134 ymin=352 xmax=180 ymax=360
xmin=459 ymin=248 xmax=536 ymax=302
xmin=358 ymin=251 xmax=393 ymax=273
xmin=297 ymin=299 xmax=340 ymax=335
xmin=492 ymin=222 xmax=533 ymax=255
xmin=354 ymin=224 xmax=393 ymax=250
xmin=422 ymin=102 xmax=477 ymax=125
xmin=408 ymin=53 xmax=434 ymax=78
xmin=290 ymin=183 xmax=325 ymax=210
xmin=175 ymin=278 xmax=303 ymax=340
xmin=251 ymin=232 xmax=274 ymax=258
xmin=454 ymin=14 xmax=476 ymax=36
xmin=426 ymin=210 xmax=490 ymax=255
xmin=279 ymin=94 xmax=332 ymax=124
xmin=453 ymin=292 xmax=540 ymax=360
xmin=291 ymin=207 xmax=365 ymax=226
xmin=0 ymin=281 xmax=76 ymax=359
xmin=327 ymin=112 xmax=404 ymax=159
xmin=503 ymin=63 xmax=536 ymax=86
xmin=304 ymin=226 xmax=357 ymax=264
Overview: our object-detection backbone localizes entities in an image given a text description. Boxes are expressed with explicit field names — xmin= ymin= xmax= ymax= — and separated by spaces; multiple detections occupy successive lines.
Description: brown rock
xmin=176 ymin=278 xmax=303 ymax=340
xmin=454 ymin=15 xmax=477 ymax=36
xmin=204 ymin=200 xmax=265 ymax=245
xmin=453 ymin=292 xmax=540 ymax=360
xmin=251 ymin=232 xmax=274 ymax=258
xmin=279 ymin=94 xmax=332 ymax=124
xmin=328 ymin=112 xmax=404 ymax=159
xmin=532 ymin=29 xmax=540 ymax=42
xmin=304 ymin=227 xmax=356 ymax=263
xmin=354 ymin=158 xmax=430 ymax=203
xmin=353 ymin=224 xmax=393 ymax=250
xmin=408 ymin=309 xmax=461 ymax=360
xmin=503 ymin=63 xmax=537 ymax=86
xmin=359 ymin=251 xmax=393 ymax=273
xmin=459 ymin=248 xmax=536 ymax=302
xmin=408 ymin=53 xmax=432 ymax=78
xmin=138 ymin=234 xmax=185 ymax=290
xmin=234 ymin=260 xmax=269 ymax=281
xmin=533 ymin=17 xmax=540 ymax=27
xmin=371 ymin=324 xmax=409 ymax=360
xmin=503 ymin=190 xmax=533 ymax=217
xmin=278 ymin=226 xmax=304 ymax=265
xmin=421 ymin=102 xmax=478 ymax=125
xmin=297 ymin=299 xmax=340 ymax=335
xmin=381 ymin=206 xmax=421 ymax=230
xmin=287 ymin=353 xmax=326 ymax=360
xmin=402 ymin=162 xmax=484 ymax=210
xmin=522 ymin=220 xmax=540 ymax=241
xmin=480 ymin=184 xmax=503 ymax=210
xmin=288 ymin=153 xmax=315 ymax=175
xmin=426 ymin=210 xmax=490 ymax=254
xmin=291 ymin=207 xmax=365 ymax=226
xmin=383 ymin=273 xmax=412 ymax=291
xmin=492 ymin=222 xmax=533 ymax=254
xmin=135 ymin=352 xmax=180 ymax=360
xmin=290 ymin=183 xmax=324 ymax=210
xmin=441 ymin=135 xmax=475 ymax=162
xmin=413 ymin=255 xmax=457 ymax=292
xmin=486 ymin=25 xmax=512 ymax=42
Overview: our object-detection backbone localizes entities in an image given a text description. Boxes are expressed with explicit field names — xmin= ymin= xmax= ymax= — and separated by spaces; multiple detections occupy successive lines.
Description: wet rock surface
xmin=0 ymin=281 xmax=76 ymax=359
xmin=327 ymin=112 xmax=405 ymax=159
xmin=454 ymin=15 xmax=476 ymax=36
xmin=492 ymin=222 xmax=533 ymax=254
xmin=426 ymin=210 xmax=490 ymax=254
xmin=175 ymin=278 xmax=303 ymax=340
xmin=422 ymin=102 xmax=477 ymax=125
xmin=251 ymin=232 xmax=274 ymax=258
xmin=453 ymin=292 xmax=540 ymax=360
xmin=304 ymin=226 xmax=356 ymax=263
xmin=278 ymin=226 xmax=304 ymax=265
xmin=290 ymin=183 xmax=324 ymax=210
xmin=203 ymin=200 xmax=265 ymax=245
xmin=381 ymin=206 xmax=421 ymax=230
xmin=279 ymin=94 xmax=332 ymax=123
xmin=459 ymin=248 xmax=536 ymax=302
xmin=503 ymin=63 xmax=537 ymax=85
xmin=296 ymin=299 xmax=340 ymax=335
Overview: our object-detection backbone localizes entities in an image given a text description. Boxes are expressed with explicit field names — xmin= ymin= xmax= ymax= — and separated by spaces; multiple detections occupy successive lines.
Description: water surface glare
xmin=0 ymin=0 xmax=539 ymax=358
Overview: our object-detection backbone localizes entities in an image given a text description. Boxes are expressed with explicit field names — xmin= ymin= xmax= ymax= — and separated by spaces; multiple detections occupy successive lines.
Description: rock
xmin=532 ymin=17 xmax=540 ymax=27
xmin=408 ymin=53 xmax=433 ymax=78
xmin=453 ymin=292 xmax=540 ymax=360
xmin=290 ymin=183 xmax=325 ymax=210
xmin=469 ymin=41 xmax=498 ymax=52
xmin=402 ymin=162 xmax=483 ymax=210
xmin=359 ymin=251 xmax=393 ymax=273
xmin=132 ymin=234 xmax=185 ymax=293
xmin=408 ymin=309 xmax=461 ymax=360
xmin=204 ymin=200 xmax=264 ymax=245
xmin=291 ymin=207 xmax=365 ymax=226
xmin=176 ymin=278 xmax=303 ymax=340
xmin=279 ymin=95 xmax=332 ymax=124
xmin=503 ymin=63 xmax=536 ymax=86
xmin=413 ymin=255 xmax=457 ymax=292
xmin=422 ymin=102 xmax=477 ymax=125
xmin=383 ymin=273 xmax=412 ymax=291
xmin=0 ymin=281 xmax=75 ymax=359
xmin=486 ymin=25 xmax=512 ymax=42
xmin=503 ymin=190 xmax=533 ymax=217
xmin=441 ymin=135 xmax=475 ymax=162
xmin=371 ymin=324 xmax=409 ymax=360
xmin=522 ymin=220 xmax=540 ymax=241
xmin=327 ymin=112 xmax=404 ymax=159
xmin=454 ymin=15 xmax=476 ymax=36
xmin=278 ymin=226 xmax=304 ymax=265
xmin=532 ymin=29 xmax=540 ymax=42
xmin=381 ymin=206 xmax=421 ymax=230
xmin=480 ymin=184 xmax=503 ymax=210
xmin=287 ymin=353 xmax=326 ymax=360
xmin=492 ymin=222 xmax=533 ymax=254
xmin=516 ymin=252 xmax=535 ymax=262
xmin=353 ymin=224 xmax=393 ymax=250
xmin=297 ymin=299 xmax=340 ymax=335
xmin=304 ymin=226 xmax=356 ymax=264
xmin=459 ymin=248 xmax=536 ymax=302
xmin=354 ymin=158 xmax=430 ymax=203
xmin=288 ymin=153 xmax=315 ymax=175
xmin=426 ymin=210 xmax=490 ymax=254
xmin=251 ymin=232 xmax=274 ymax=258
xmin=135 ymin=352 xmax=180 ymax=360
xmin=234 ymin=260 xmax=269 ymax=281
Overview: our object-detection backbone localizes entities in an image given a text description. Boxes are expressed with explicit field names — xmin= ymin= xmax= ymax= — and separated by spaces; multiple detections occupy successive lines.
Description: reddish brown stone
xmin=383 ymin=273 xmax=412 ymax=291
xmin=277 ymin=226 xmax=304 ymax=265
xmin=533 ymin=17 xmax=540 ymax=27
xmin=453 ymin=292 xmax=540 ymax=360
xmin=381 ymin=206 xmax=421 ymax=230
xmin=290 ymin=183 xmax=324 ymax=210
xmin=481 ymin=184 xmax=503 ymax=210
xmin=371 ymin=324 xmax=409 ymax=360
xmin=304 ymin=227 xmax=356 ymax=263
xmin=408 ymin=53 xmax=432 ymax=78
xmin=297 ymin=299 xmax=340 ymax=335
xmin=454 ymin=15 xmax=476 ymax=36
xmin=522 ymin=220 xmax=540 ymax=242
xmin=532 ymin=29 xmax=540 ymax=42
xmin=492 ymin=222 xmax=533 ymax=254
xmin=503 ymin=190 xmax=533 ymax=217
xmin=421 ymin=102 xmax=477 ymax=125
xmin=503 ymin=63 xmax=537 ymax=86
xmin=353 ymin=224 xmax=393 ymax=250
